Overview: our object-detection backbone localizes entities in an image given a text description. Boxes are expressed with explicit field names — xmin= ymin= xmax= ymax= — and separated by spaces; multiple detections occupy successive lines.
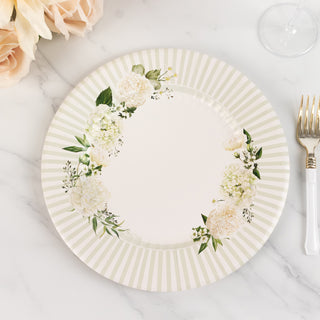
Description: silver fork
xmin=296 ymin=95 xmax=320 ymax=255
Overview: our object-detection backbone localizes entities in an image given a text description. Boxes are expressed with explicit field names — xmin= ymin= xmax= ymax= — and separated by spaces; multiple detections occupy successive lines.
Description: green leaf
xmin=63 ymin=146 xmax=86 ymax=153
xmin=111 ymin=228 xmax=119 ymax=238
xmin=96 ymin=87 xmax=112 ymax=106
xmin=201 ymin=214 xmax=208 ymax=225
xmin=243 ymin=128 xmax=252 ymax=144
xmin=79 ymin=153 xmax=90 ymax=165
xmin=145 ymin=69 xmax=161 ymax=80
xmin=116 ymin=220 xmax=124 ymax=227
xmin=105 ymin=227 xmax=112 ymax=236
xmin=93 ymin=165 xmax=103 ymax=171
xmin=85 ymin=168 xmax=92 ymax=176
xmin=75 ymin=135 xmax=90 ymax=148
xmin=212 ymin=237 xmax=218 ymax=251
xmin=124 ymin=107 xmax=137 ymax=116
xmin=253 ymin=168 xmax=261 ymax=179
xmin=100 ymin=226 xmax=106 ymax=238
xmin=255 ymin=147 xmax=263 ymax=160
xmin=92 ymin=217 xmax=97 ymax=233
xmin=212 ymin=237 xmax=223 ymax=251
xmin=198 ymin=242 xmax=208 ymax=254
xmin=150 ymin=79 xmax=161 ymax=90
xmin=132 ymin=64 xmax=145 ymax=75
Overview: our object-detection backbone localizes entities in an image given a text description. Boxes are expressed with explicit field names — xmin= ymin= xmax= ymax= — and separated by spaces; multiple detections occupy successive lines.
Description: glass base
xmin=258 ymin=3 xmax=318 ymax=57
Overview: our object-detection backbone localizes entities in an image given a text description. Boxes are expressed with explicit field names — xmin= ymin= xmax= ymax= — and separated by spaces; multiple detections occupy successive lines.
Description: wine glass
xmin=258 ymin=1 xmax=318 ymax=57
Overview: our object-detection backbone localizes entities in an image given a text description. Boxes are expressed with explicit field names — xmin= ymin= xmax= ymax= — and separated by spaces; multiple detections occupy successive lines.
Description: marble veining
xmin=1 ymin=0 xmax=320 ymax=319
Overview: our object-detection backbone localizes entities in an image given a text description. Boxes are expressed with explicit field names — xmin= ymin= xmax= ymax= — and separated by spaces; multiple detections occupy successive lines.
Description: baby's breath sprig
xmin=242 ymin=206 xmax=254 ymax=223
xmin=62 ymin=160 xmax=79 ymax=193
xmin=234 ymin=129 xmax=263 ymax=179
xmin=151 ymin=87 xmax=174 ymax=100
xmin=192 ymin=214 xmax=223 ymax=253
xmin=89 ymin=206 xmax=127 ymax=238
xmin=62 ymin=159 xmax=103 ymax=193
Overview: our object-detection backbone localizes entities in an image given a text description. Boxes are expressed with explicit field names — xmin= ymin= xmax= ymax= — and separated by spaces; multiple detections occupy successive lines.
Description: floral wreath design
xmin=62 ymin=64 xmax=176 ymax=237
xmin=192 ymin=129 xmax=263 ymax=253
xmin=62 ymin=64 xmax=263 ymax=254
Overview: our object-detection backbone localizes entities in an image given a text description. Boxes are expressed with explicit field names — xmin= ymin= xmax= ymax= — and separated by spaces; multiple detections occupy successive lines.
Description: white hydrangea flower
xmin=89 ymin=146 xmax=109 ymax=167
xmin=206 ymin=201 xmax=245 ymax=239
xmin=70 ymin=175 xmax=109 ymax=217
xmin=220 ymin=163 xmax=256 ymax=207
xmin=224 ymin=131 xmax=246 ymax=151
xmin=117 ymin=72 xmax=153 ymax=107
xmin=85 ymin=104 xmax=122 ymax=153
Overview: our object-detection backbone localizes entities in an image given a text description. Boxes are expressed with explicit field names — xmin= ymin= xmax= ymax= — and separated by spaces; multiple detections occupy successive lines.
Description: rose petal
xmin=15 ymin=12 xmax=39 ymax=59
xmin=16 ymin=0 xmax=52 ymax=39
xmin=0 ymin=0 xmax=14 ymax=28
xmin=45 ymin=0 xmax=103 ymax=39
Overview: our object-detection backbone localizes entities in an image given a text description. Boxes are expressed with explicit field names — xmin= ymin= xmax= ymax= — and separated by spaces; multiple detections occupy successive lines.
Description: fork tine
xmin=297 ymin=95 xmax=304 ymax=136
xmin=304 ymin=95 xmax=309 ymax=136
xmin=310 ymin=96 xmax=315 ymax=136
xmin=316 ymin=97 xmax=320 ymax=135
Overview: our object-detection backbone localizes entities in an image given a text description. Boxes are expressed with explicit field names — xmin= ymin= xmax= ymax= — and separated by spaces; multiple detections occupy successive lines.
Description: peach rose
xmin=0 ymin=23 xmax=32 ymax=87
xmin=45 ymin=0 xmax=103 ymax=39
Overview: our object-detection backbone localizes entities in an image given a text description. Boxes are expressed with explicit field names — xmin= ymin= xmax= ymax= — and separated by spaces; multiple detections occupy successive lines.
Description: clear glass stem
xmin=286 ymin=0 xmax=305 ymax=32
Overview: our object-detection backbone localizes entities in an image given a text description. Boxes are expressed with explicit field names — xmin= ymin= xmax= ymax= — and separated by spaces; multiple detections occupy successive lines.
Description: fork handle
xmin=305 ymin=168 xmax=319 ymax=255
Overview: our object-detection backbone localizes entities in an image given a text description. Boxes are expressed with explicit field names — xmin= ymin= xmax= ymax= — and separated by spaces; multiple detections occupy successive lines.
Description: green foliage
xmin=92 ymin=217 xmax=97 ymax=233
xmin=243 ymin=128 xmax=252 ymax=144
xmin=236 ymin=129 xmax=262 ymax=179
xmin=62 ymin=146 xmax=86 ymax=153
xmin=145 ymin=69 xmax=161 ymax=80
xmin=96 ymin=87 xmax=113 ymax=106
xmin=75 ymin=135 xmax=90 ymax=148
xmin=255 ymin=147 xmax=262 ymax=160
xmin=253 ymin=167 xmax=261 ymax=179
xmin=193 ymin=215 xmax=224 ymax=254
xmin=198 ymin=243 xmax=208 ymax=254
xmin=132 ymin=64 xmax=145 ymax=75
xmin=79 ymin=153 xmax=90 ymax=165
xmin=201 ymin=214 xmax=208 ymax=224
xmin=150 ymin=79 xmax=161 ymax=90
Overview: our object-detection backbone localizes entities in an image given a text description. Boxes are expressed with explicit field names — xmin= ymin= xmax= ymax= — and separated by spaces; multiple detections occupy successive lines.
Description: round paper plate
xmin=41 ymin=48 xmax=289 ymax=291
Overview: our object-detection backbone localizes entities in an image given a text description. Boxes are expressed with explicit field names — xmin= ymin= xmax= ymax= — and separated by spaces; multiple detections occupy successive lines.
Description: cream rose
xmin=89 ymin=146 xmax=109 ymax=167
xmin=45 ymin=0 xmax=103 ymax=39
xmin=0 ymin=23 xmax=32 ymax=87
xmin=117 ymin=72 xmax=153 ymax=108
xmin=206 ymin=201 xmax=245 ymax=239
xmin=224 ymin=131 xmax=246 ymax=151
xmin=0 ymin=0 xmax=54 ymax=59
xmin=70 ymin=175 xmax=109 ymax=217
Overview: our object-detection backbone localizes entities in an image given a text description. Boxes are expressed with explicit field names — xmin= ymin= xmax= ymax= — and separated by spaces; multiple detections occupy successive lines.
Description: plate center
xmin=102 ymin=91 xmax=232 ymax=244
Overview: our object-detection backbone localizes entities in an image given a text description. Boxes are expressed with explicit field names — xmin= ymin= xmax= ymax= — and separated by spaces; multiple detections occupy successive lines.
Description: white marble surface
xmin=1 ymin=0 xmax=320 ymax=319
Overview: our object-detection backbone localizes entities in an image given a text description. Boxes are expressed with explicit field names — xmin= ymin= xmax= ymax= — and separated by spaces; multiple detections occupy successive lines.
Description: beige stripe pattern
xmin=41 ymin=49 xmax=289 ymax=292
